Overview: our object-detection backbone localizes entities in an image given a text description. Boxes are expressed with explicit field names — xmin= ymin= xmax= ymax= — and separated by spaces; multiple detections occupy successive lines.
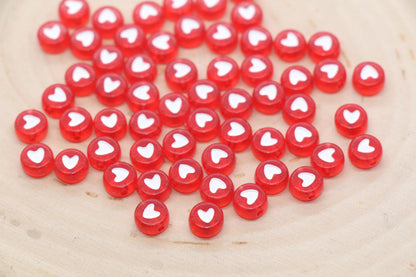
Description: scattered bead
xmin=274 ymin=29 xmax=307 ymax=62
xmin=58 ymin=0 xmax=90 ymax=28
xmin=200 ymin=173 xmax=234 ymax=207
xmin=41 ymin=84 xmax=75 ymax=118
xmin=163 ymin=129 xmax=196 ymax=162
xmin=233 ymin=183 xmax=267 ymax=220
xmin=313 ymin=59 xmax=346 ymax=93
xmin=158 ymin=93 xmax=190 ymax=127
xmin=289 ymin=166 xmax=324 ymax=201
xmin=132 ymin=1 xmax=165 ymax=33
xmin=207 ymin=56 xmax=240 ymax=90
xmin=311 ymin=143 xmax=344 ymax=178
xmin=37 ymin=21 xmax=70 ymax=54
xmin=282 ymin=93 xmax=316 ymax=125
xmin=220 ymin=118 xmax=252 ymax=152
xmin=348 ymin=134 xmax=382 ymax=169
xmin=92 ymin=45 xmax=124 ymax=75
xmin=205 ymin=22 xmax=238 ymax=54
xmin=165 ymin=58 xmax=198 ymax=92
xmin=64 ymin=63 xmax=96 ymax=96
xmin=195 ymin=0 xmax=227 ymax=20
xmin=147 ymin=31 xmax=178 ymax=64
xmin=70 ymin=27 xmax=101 ymax=60
xmin=334 ymin=103 xmax=368 ymax=138
xmin=129 ymin=110 xmax=162 ymax=140
xmin=201 ymin=143 xmax=236 ymax=175
xmin=188 ymin=79 xmax=221 ymax=110
xmin=91 ymin=6 xmax=124 ymax=39
xmin=127 ymin=81 xmax=160 ymax=112
xmin=240 ymin=26 xmax=273 ymax=56
xmin=255 ymin=159 xmax=289 ymax=195
xmin=240 ymin=54 xmax=273 ymax=87
xmin=189 ymin=202 xmax=224 ymax=238
xmin=231 ymin=1 xmax=263 ymax=32
xmin=130 ymin=138 xmax=164 ymax=172
xmin=285 ymin=122 xmax=319 ymax=157
xmin=124 ymin=54 xmax=157 ymax=84
xmin=87 ymin=136 xmax=121 ymax=171
xmin=308 ymin=31 xmax=340 ymax=63
xmin=95 ymin=73 xmax=127 ymax=107
xmin=137 ymin=169 xmax=171 ymax=202
xmin=174 ymin=15 xmax=205 ymax=48
xmin=93 ymin=108 xmax=127 ymax=141
xmin=352 ymin=61 xmax=385 ymax=96
xmin=15 ymin=109 xmax=48 ymax=144
xmin=54 ymin=148 xmax=89 ymax=184
xmin=114 ymin=24 xmax=146 ymax=57
xmin=251 ymin=127 xmax=285 ymax=161
xmin=186 ymin=107 xmax=220 ymax=142
xmin=20 ymin=143 xmax=54 ymax=178
xmin=280 ymin=65 xmax=314 ymax=96
xmin=252 ymin=80 xmax=285 ymax=115
xmin=163 ymin=0 xmax=194 ymax=21
xmin=103 ymin=161 xmax=137 ymax=198
xmin=220 ymin=88 xmax=253 ymax=120
xmin=134 ymin=199 xmax=169 ymax=236
xmin=169 ymin=158 xmax=203 ymax=194
xmin=59 ymin=107 xmax=93 ymax=142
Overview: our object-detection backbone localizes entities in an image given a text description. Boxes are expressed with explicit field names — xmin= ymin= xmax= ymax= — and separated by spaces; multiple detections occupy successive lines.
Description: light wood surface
xmin=1 ymin=0 xmax=416 ymax=276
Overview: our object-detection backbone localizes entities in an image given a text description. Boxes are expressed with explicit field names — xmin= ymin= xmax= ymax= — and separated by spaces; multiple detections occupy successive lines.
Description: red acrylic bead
xmin=231 ymin=1 xmax=263 ymax=32
xmin=147 ymin=31 xmax=178 ymax=64
xmin=200 ymin=173 xmax=234 ymax=207
xmin=220 ymin=88 xmax=253 ymax=120
xmin=233 ymin=183 xmax=267 ymax=220
xmin=348 ymin=134 xmax=382 ymax=169
xmin=58 ymin=0 xmax=90 ymax=28
xmin=124 ymin=54 xmax=157 ymax=84
xmin=186 ymin=107 xmax=220 ymax=142
xmin=59 ymin=107 xmax=93 ymax=142
xmin=127 ymin=82 xmax=159 ymax=112
xmin=201 ymin=143 xmax=236 ymax=175
xmin=308 ymin=31 xmax=340 ymax=63
xmin=95 ymin=73 xmax=127 ymax=107
xmin=207 ymin=56 xmax=240 ymax=90
xmin=54 ymin=148 xmax=89 ymax=184
xmin=252 ymin=80 xmax=285 ymax=115
xmin=41 ymin=84 xmax=75 ymax=118
xmin=282 ymin=93 xmax=316 ymax=125
xmin=134 ymin=199 xmax=169 ymax=236
xmin=195 ymin=0 xmax=227 ymax=20
xmin=280 ymin=65 xmax=314 ymax=96
xmin=240 ymin=54 xmax=273 ymax=87
xmin=255 ymin=159 xmax=289 ymax=195
xmin=15 ymin=109 xmax=48 ymax=144
xmin=274 ymin=29 xmax=307 ymax=62
xmin=174 ymin=15 xmax=205 ymax=48
xmin=311 ymin=143 xmax=345 ymax=178
xmin=165 ymin=58 xmax=198 ymax=92
xmin=20 ymin=143 xmax=54 ymax=178
xmin=103 ymin=162 xmax=137 ymax=198
xmin=132 ymin=1 xmax=165 ymax=33
xmin=70 ymin=27 xmax=101 ymax=60
xmin=205 ymin=22 xmax=238 ymax=54
xmin=158 ymin=93 xmax=190 ymax=127
xmin=129 ymin=110 xmax=162 ymax=140
xmin=93 ymin=108 xmax=127 ymax=141
xmin=251 ymin=127 xmax=285 ymax=161
xmin=137 ymin=169 xmax=171 ymax=202
xmin=334 ymin=103 xmax=368 ymax=138
xmin=65 ymin=63 xmax=96 ymax=96
xmin=220 ymin=118 xmax=252 ymax=152
xmin=163 ymin=129 xmax=196 ymax=162
xmin=188 ymin=79 xmax=220 ymax=110
xmin=130 ymin=138 xmax=164 ymax=172
xmin=87 ymin=136 xmax=121 ymax=171
xmin=285 ymin=122 xmax=319 ymax=157
xmin=240 ymin=26 xmax=273 ymax=56
xmin=37 ymin=21 xmax=70 ymax=54
xmin=313 ymin=59 xmax=346 ymax=93
xmin=92 ymin=46 xmax=124 ymax=75
xmin=163 ymin=0 xmax=193 ymax=21
xmin=114 ymin=24 xmax=146 ymax=57
xmin=169 ymin=158 xmax=203 ymax=194
xmin=189 ymin=202 xmax=224 ymax=238
xmin=289 ymin=166 xmax=324 ymax=201
xmin=91 ymin=6 xmax=124 ymax=39
xmin=352 ymin=62 xmax=385 ymax=96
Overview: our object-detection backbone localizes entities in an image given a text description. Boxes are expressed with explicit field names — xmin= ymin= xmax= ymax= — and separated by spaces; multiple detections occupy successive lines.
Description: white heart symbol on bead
xmin=228 ymin=93 xmax=246 ymax=109
xmin=195 ymin=113 xmax=213 ymax=128
xmin=120 ymin=28 xmax=138 ymax=43
xmin=137 ymin=114 xmax=154 ymax=129
xmin=43 ymin=24 xmax=60 ymax=40
xmin=248 ymin=30 xmax=266 ymax=46
xmin=290 ymin=97 xmax=308 ymax=112
xmin=209 ymin=178 xmax=227 ymax=193
xmin=360 ymin=65 xmax=379 ymax=80
xmin=98 ymin=8 xmax=116 ymax=23
xmin=27 ymin=148 xmax=45 ymax=164
xmin=142 ymin=203 xmax=160 ymax=219
xmin=204 ymin=0 xmax=219 ymax=8
xmin=318 ymin=148 xmax=335 ymax=163
xmin=249 ymin=58 xmax=266 ymax=73
xmin=178 ymin=164 xmax=195 ymax=179
xmin=137 ymin=143 xmax=154 ymax=158
xmin=132 ymin=57 xmax=150 ymax=73
xmin=172 ymin=0 xmax=187 ymax=8
xmin=294 ymin=126 xmax=312 ymax=142
xmin=280 ymin=32 xmax=299 ymax=47
xmin=152 ymin=34 xmax=170 ymax=50
xmin=103 ymin=77 xmax=120 ymax=93
xmin=214 ymin=61 xmax=232 ymax=77
xmin=165 ymin=98 xmax=182 ymax=114
xmin=264 ymin=164 xmax=281 ymax=180
xmin=240 ymin=189 xmax=258 ymax=205
xmin=227 ymin=122 xmax=245 ymax=137
xmin=314 ymin=35 xmax=332 ymax=51
xmin=62 ymin=155 xmax=79 ymax=170
xmin=95 ymin=141 xmax=114 ymax=155
xmin=112 ymin=167 xmax=129 ymax=183
xmin=72 ymin=66 xmax=90 ymax=82
xmin=23 ymin=115 xmax=40 ymax=130
xmin=133 ymin=85 xmax=150 ymax=100
xmin=65 ymin=0 xmax=83 ymax=15
xmin=173 ymin=63 xmax=191 ymax=78
xmin=259 ymin=84 xmax=277 ymax=100
xmin=260 ymin=131 xmax=277 ymax=147
xmin=48 ymin=87 xmax=67 ymax=102
xmin=298 ymin=172 xmax=315 ymax=187
xmin=144 ymin=174 xmax=161 ymax=190
xmin=238 ymin=5 xmax=255 ymax=20
xmin=213 ymin=24 xmax=231 ymax=40
xmin=100 ymin=49 xmax=117 ymax=65
xmin=195 ymin=85 xmax=213 ymax=99
xmin=198 ymin=208 xmax=215 ymax=224
xmin=140 ymin=4 xmax=158 ymax=19
xmin=343 ymin=110 xmax=360 ymax=124
xmin=68 ymin=112 xmax=85 ymax=127
xmin=75 ymin=30 xmax=94 ymax=47
xmin=289 ymin=69 xmax=307 ymax=85
xmin=211 ymin=148 xmax=228 ymax=164
xmin=357 ymin=138 xmax=375 ymax=153
xmin=181 ymin=18 xmax=199 ymax=34
xmin=171 ymin=133 xmax=189 ymax=148
xmin=101 ymin=113 xmax=117 ymax=128
xmin=320 ymin=64 xmax=339 ymax=79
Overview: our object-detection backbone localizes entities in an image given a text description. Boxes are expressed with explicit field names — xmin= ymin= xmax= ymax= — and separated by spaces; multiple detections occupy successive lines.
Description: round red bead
xmin=147 ymin=31 xmax=178 ymax=64
xmin=91 ymin=6 xmax=124 ymax=39
xmin=308 ymin=31 xmax=340 ymax=63
xmin=205 ymin=22 xmax=238 ymax=54
xmin=220 ymin=88 xmax=253 ymax=120
xmin=92 ymin=46 xmax=124 ymax=76
xmin=201 ymin=143 xmax=236 ymax=175
xmin=129 ymin=110 xmax=162 ymax=140
xmin=311 ymin=143 xmax=345 ymax=178
xmin=251 ymin=127 xmax=285 ymax=161
xmin=114 ymin=24 xmax=146 ymax=57
xmin=313 ymin=59 xmax=346 ymax=93
xmin=240 ymin=54 xmax=273 ymax=87
xmin=59 ymin=107 xmax=93 ymax=142
xmin=95 ymin=73 xmax=127 ymax=107
xmin=352 ymin=61 xmax=385 ymax=96
xmin=186 ymin=107 xmax=220 ymax=142
xmin=252 ymin=80 xmax=285 ymax=115
xmin=158 ymin=93 xmax=190 ymax=127
xmin=134 ymin=199 xmax=169 ymax=236
xmin=65 ymin=63 xmax=96 ymax=96
xmin=195 ymin=0 xmax=227 ymax=20
xmin=169 ymin=158 xmax=203 ymax=194
xmin=103 ymin=162 xmax=137 ymax=198
xmin=93 ymin=108 xmax=127 ymax=141
xmin=289 ymin=166 xmax=324 ymax=201
xmin=207 ymin=56 xmax=240 ymax=90
xmin=37 ymin=21 xmax=70 ymax=54
xmin=174 ymin=15 xmax=205 ymax=48
xmin=87 ymin=136 xmax=121 ymax=171
xmin=233 ymin=183 xmax=267 ymax=220
xmin=58 ymin=0 xmax=90 ymax=28
xmin=285 ymin=122 xmax=319 ymax=157
xmin=15 ymin=109 xmax=48 ymax=144
xmin=274 ymin=29 xmax=307 ymax=62
xmin=231 ymin=1 xmax=263 ymax=32
xmin=41 ymin=84 xmax=75 ymax=118
xmin=220 ymin=118 xmax=252 ymax=152
xmin=163 ymin=129 xmax=196 ymax=162
xmin=334 ymin=103 xmax=368 ymax=138
xmin=130 ymin=138 xmax=164 ymax=172
xmin=348 ymin=134 xmax=382 ymax=169
xmin=255 ymin=159 xmax=289 ymax=195
xmin=54 ymin=148 xmax=89 ymax=184
xmin=126 ymin=81 xmax=160 ymax=112
xmin=132 ymin=1 xmax=165 ymax=33
xmin=124 ymin=54 xmax=157 ymax=84
xmin=280 ymin=65 xmax=314 ymax=96
xmin=200 ymin=173 xmax=234 ymax=207
xmin=165 ymin=58 xmax=198 ymax=92
xmin=240 ymin=26 xmax=273 ymax=57
xmin=188 ymin=80 xmax=221 ymax=110
xmin=163 ymin=0 xmax=194 ymax=21
xmin=70 ymin=27 xmax=101 ymax=60
xmin=282 ymin=93 xmax=316 ymax=125
xmin=20 ymin=143 xmax=54 ymax=178
xmin=137 ymin=169 xmax=172 ymax=202
xmin=189 ymin=202 xmax=224 ymax=238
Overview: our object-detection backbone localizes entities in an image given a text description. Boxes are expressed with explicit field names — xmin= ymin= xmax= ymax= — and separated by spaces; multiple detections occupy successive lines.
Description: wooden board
xmin=1 ymin=0 xmax=416 ymax=275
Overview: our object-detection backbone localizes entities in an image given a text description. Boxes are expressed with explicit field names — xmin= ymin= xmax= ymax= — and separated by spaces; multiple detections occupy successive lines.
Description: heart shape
xmin=290 ymin=96 xmax=308 ymax=112
xmin=259 ymin=84 xmax=277 ymax=100
xmin=171 ymin=133 xmax=189 ymax=148
xmin=318 ymin=148 xmax=335 ymax=163
xmin=280 ymin=32 xmax=299 ymax=47
xmin=248 ymin=29 xmax=267 ymax=46
xmin=260 ymin=131 xmax=278 ymax=147
xmin=27 ymin=148 xmax=45 ymax=164
xmin=214 ymin=61 xmax=232 ymax=77
xmin=357 ymin=138 xmax=375 ymax=153
xmin=240 ymin=189 xmax=258 ymax=205
xmin=238 ymin=5 xmax=255 ymax=20
xmin=140 ymin=4 xmax=158 ymax=20
xmin=195 ymin=84 xmax=213 ymax=99
xmin=298 ymin=172 xmax=316 ymax=187
xmin=343 ymin=109 xmax=360 ymax=124
xmin=75 ymin=30 xmax=94 ymax=47
xmin=133 ymin=85 xmax=150 ymax=100
xmin=48 ymin=87 xmax=66 ymax=102
xmin=209 ymin=177 xmax=227 ymax=193
xmin=137 ymin=143 xmax=154 ymax=158
xmin=98 ymin=8 xmax=116 ymax=24
xmin=101 ymin=113 xmax=117 ymax=128
xmin=72 ymin=66 xmax=90 ymax=82
xmin=178 ymin=164 xmax=195 ymax=179
xmin=294 ymin=126 xmax=312 ymax=142
xmin=62 ymin=155 xmax=79 ymax=170
xmin=204 ymin=0 xmax=219 ymax=8
xmin=195 ymin=113 xmax=213 ymax=128
xmin=197 ymin=208 xmax=215 ymax=223
xmin=320 ymin=64 xmax=339 ymax=79
xmin=132 ymin=56 xmax=150 ymax=73
xmin=23 ymin=115 xmax=40 ymax=129
xmin=144 ymin=174 xmax=161 ymax=190
xmin=103 ymin=77 xmax=120 ymax=93
xmin=65 ymin=0 xmax=83 ymax=15
xmin=181 ymin=18 xmax=199 ymax=34
xmin=314 ymin=35 xmax=332 ymax=51
xmin=360 ymin=65 xmax=379 ymax=80
xmin=120 ymin=27 xmax=138 ymax=43
xmin=172 ymin=0 xmax=187 ymax=9
xmin=137 ymin=114 xmax=155 ymax=129
xmin=142 ymin=203 xmax=160 ymax=219
xmin=173 ymin=63 xmax=191 ymax=78
xmin=227 ymin=122 xmax=245 ymax=137
xmin=152 ymin=34 xmax=170 ymax=50
xmin=165 ymin=98 xmax=182 ymax=114
xmin=249 ymin=58 xmax=267 ymax=73
xmin=95 ymin=140 xmax=114 ymax=156
xmin=68 ymin=112 xmax=85 ymax=127
xmin=228 ymin=93 xmax=246 ymax=109
xmin=112 ymin=167 xmax=129 ymax=183
xmin=100 ymin=49 xmax=117 ymax=65
xmin=264 ymin=164 xmax=282 ymax=180
xmin=213 ymin=24 xmax=231 ymax=40
xmin=211 ymin=148 xmax=228 ymax=164
xmin=43 ymin=24 xmax=60 ymax=40
xmin=289 ymin=69 xmax=307 ymax=85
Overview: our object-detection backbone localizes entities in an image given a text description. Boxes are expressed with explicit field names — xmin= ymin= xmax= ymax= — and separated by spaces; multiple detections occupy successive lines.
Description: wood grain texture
xmin=1 ymin=0 xmax=416 ymax=276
